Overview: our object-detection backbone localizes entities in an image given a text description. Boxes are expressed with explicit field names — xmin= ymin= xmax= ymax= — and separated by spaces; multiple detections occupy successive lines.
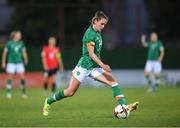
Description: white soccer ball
xmin=114 ymin=104 xmax=130 ymax=119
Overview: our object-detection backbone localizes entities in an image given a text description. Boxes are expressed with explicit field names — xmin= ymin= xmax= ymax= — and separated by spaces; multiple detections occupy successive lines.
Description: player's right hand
xmin=102 ymin=64 xmax=111 ymax=72
xmin=2 ymin=62 xmax=6 ymax=69
xmin=141 ymin=34 xmax=146 ymax=40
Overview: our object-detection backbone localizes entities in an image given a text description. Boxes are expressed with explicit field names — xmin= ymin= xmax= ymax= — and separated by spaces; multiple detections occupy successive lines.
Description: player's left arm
xmin=158 ymin=46 xmax=165 ymax=62
xmin=56 ymin=51 xmax=64 ymax=73
xmin=23 ymin=48 xmax=28 ymax=65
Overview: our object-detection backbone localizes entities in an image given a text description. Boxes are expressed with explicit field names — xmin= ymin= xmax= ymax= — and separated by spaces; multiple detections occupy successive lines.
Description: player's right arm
xmin=87 ymin=42 xmax=111 ymax=72
xmin=1 ymin=48 xmax=7 ymax=69
xmin=41 ymin=47 xmax=48 ymax=71
xmin=1 ymin=42 xmax=9 ymax=69
xmin=141 ymin=34 xmax=148 ymax=47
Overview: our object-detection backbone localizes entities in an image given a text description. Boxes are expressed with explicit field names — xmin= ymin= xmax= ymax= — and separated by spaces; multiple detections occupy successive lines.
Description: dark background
xmin=0 ymin=0 xmax=180 ymax=71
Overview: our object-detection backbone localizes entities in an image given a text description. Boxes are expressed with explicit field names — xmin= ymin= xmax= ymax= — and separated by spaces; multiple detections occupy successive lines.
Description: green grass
xmin=0 ymin=86 xmax=180 ymax=127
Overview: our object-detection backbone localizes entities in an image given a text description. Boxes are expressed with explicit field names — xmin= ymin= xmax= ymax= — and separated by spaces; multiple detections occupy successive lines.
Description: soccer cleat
xmin=43 ymin=98 xmax=51 ymax=116
xmin=128 ymin=101 xmax=139 ymax=112
xmin=6 ymin=93 xmax=12 ymax=99
xmin=146 ymin=88 xmax=153 ymax=93
xmin=21 ymin=94 xmax=28 ymax=99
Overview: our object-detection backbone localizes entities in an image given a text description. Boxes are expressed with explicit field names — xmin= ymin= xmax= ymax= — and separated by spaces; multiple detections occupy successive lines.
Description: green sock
xmin=145 ymin=75 xmax=152 ymax=85
xmin=6 ymin=79 xmax=12 ymax=94
xmin=111 ymin=83 xmax=127 ymax=105
xmin=155 ymin=75 xmax=160 ymax=86
xmin=47 ymin=90 xmax=66 ymax=105
xmin=20 ymin=79 xmax=26 ymax=94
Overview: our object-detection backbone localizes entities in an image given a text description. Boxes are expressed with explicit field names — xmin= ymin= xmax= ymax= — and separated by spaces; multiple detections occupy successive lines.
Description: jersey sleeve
xmin=147 ymin=41 xmax=151 ymax=48
xmin=4 ymin=41 xmax=10 ymax=52
xmin=21 ymin=41 xmax=26 ymax=52
xmin=159 ymin=41 xmax=164 ymax=50
xmin=83 ymin=31 xmax=95 ymax=45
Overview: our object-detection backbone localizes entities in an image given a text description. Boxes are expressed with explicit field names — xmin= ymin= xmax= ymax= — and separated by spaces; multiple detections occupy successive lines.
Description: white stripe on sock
xmin=111 ymin=83 xmax=119 ymax=87
xmin=6 ymin=84 xmax=12 ymax=89
xmin=116 ymin=94 xmax=124 ymax=98
xmin=53 ymin=94 xmax=57 ymax=101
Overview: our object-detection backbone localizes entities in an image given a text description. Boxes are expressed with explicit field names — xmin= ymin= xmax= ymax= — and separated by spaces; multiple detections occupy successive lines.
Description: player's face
xmin=150 ymin=33 xmax=158 ymax=42
xmin=94 ymin=18 xmax=108 ymax=32
xmin=14 ymin=32 xmax=22 ymax=41
xmin=48 ymin=38 xmax=56 ymax=47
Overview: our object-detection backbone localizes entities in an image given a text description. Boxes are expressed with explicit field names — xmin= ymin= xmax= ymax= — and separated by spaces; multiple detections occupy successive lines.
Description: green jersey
xmin=147 ymin=40 xmax=164 ymax=60
xmin=77 ymin=26 xmax=102 ymax=69
xmin=5 ymin=40 xmax=26 ymax=63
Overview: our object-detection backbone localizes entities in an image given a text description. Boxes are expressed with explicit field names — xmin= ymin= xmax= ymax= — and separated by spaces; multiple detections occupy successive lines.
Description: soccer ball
xmin=114 ymin=104 xmax=130 ymax=119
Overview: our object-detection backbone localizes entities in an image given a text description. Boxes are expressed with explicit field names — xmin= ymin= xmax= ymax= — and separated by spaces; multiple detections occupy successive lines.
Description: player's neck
xmin=92 ymin=25 xmax=99 ymax=32
xmin=13 ymin=39 xmax=19 ymax=42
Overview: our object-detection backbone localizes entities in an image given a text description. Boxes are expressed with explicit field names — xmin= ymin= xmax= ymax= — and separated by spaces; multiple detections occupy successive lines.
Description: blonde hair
xmin=90 ymin=11 xmax=109 ymax=24
xmin=10 ymin=30 xmax=21 ymax=39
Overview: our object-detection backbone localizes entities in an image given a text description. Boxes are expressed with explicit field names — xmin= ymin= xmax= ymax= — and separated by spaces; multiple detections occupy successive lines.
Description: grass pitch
xmin=0 ymin=86 xmax=180 ymax=127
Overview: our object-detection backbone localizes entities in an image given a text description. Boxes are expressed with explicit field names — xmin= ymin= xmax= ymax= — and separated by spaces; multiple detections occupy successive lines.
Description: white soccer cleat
xmin=21 ymin=94 xmax=28 ymax=99
xmin=6 ymin=93 xmax=12 ymax=99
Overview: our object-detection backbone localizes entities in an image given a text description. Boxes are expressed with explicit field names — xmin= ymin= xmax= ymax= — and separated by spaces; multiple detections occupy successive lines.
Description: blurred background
xmin=0 ymin=0 xmax=180 ymax=87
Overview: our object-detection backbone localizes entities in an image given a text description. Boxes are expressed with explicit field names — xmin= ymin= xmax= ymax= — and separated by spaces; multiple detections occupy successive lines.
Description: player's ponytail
xmin=90 ymin=11 xmax=109 ymax=24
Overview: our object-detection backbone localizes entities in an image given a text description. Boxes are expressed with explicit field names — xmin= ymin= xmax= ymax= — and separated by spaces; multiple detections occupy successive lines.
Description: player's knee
xmin=144 ymin=71 xmax=149 ymax=77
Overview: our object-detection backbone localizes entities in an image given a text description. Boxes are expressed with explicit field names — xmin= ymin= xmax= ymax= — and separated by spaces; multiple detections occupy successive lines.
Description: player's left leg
xmin=153 ymin=61 xmax=162 ymax=91
xmin=17 ymin=63 xmax=27 ymax=98
xmin=144 ymin=61 xmax=154 ymax=92
xmin=91 ymin=68 xmax=139 ymax=111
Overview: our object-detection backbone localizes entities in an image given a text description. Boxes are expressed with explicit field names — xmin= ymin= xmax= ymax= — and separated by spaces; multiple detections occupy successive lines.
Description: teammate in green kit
xmin=43 ymin=11 xmax=139 ymax=116
xmin=141 ymin=32 xmax=165 ymax=92
xmin=1 ymin=30 xmax=28 ymax=99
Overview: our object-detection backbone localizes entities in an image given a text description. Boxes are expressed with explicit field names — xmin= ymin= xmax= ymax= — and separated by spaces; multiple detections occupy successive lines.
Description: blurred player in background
xmin=1 ymin=30 xmax=28 ymax=99
xmin=41 ymin=37 xmax=64 ymax=94
xmin=43 ymin=11 xmax=139 ymax=116
xmin=141 ymin=32 xmax=165 ymax=92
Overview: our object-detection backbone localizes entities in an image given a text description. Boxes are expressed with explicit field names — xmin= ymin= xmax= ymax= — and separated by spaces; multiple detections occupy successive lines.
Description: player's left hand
xmin=102 ymin=64 xmax=111 ymax=72
xmin=24 ymin=60 xmax=28 ymax=66
xmin=158 ymin=58 xmax=162 ymax=62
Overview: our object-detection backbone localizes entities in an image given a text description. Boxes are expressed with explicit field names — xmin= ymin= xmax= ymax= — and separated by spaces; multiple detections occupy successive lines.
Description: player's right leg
xmin=43 ymin=71 xmax=49 ymax=94
xmin=19 ymin=73 xmax=28 ymax=98
xmin=43 ymin=76 xmax=81 ymax=116
xmin=43 ymin=66 xmax=86 ymax=116
xmin=144 ymin=61 xmax=153 ymax=86
xmin=144 ymin=61 xmax=154 ymax=92
xmin=6 ymin=63 xmax=15 ymax=99
xmin=6 ymin=74 xmax=13 ymax=99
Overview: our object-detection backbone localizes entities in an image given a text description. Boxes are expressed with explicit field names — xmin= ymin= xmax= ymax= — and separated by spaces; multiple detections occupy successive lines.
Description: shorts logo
xmin=77 ymin=71 xmax=80 ymax=76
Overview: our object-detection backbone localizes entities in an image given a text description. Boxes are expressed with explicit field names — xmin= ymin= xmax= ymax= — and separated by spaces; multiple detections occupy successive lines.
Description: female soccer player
xmin=43 ymin=11 xmax=139 ymax=116
xmin=1 ymin=30 xmax=28 ymax=99
xmin=141 ymin=32 xmax=165 ymax=92
xmin=41 ymin=37 xmax=64 ymax=94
